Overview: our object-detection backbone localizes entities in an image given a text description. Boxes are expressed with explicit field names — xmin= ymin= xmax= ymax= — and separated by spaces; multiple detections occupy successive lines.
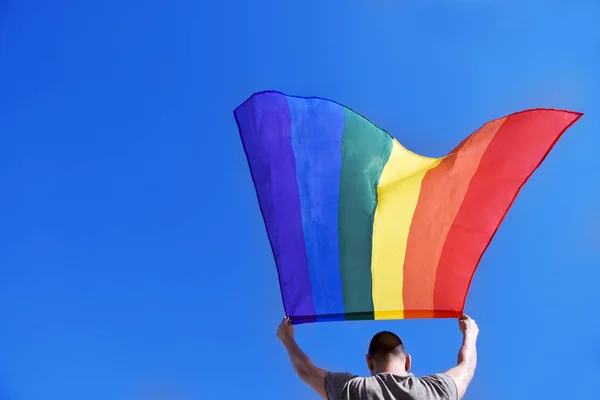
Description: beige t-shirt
xmin=324 ymin=372 xmax=458 ymax=400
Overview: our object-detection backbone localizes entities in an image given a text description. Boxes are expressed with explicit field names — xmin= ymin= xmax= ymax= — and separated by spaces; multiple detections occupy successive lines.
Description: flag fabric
xmin=234 ymin=91 xmax=582 ymax=324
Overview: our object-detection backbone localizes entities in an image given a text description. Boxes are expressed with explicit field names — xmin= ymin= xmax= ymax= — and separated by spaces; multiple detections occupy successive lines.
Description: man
xmin=277 ymin=314 xmax=478 ymax=400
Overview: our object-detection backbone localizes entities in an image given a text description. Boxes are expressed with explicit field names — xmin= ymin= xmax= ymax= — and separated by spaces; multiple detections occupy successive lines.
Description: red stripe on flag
xmin=433 ymin=109 xmax=583 ymax=314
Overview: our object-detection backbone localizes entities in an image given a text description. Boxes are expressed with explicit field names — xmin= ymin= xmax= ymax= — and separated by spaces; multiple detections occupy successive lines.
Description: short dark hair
xmin=368 ymin=331 xmax=405 ymax=360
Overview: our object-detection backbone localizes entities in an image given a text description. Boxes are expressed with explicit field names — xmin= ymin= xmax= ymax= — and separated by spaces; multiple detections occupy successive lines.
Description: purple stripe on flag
xmin=234 ymin=92 xmax=316 ymax=322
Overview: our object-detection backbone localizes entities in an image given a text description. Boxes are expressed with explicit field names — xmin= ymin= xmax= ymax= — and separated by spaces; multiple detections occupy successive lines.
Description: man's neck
xmin=373 ymin=364 xmax=408 ymax=376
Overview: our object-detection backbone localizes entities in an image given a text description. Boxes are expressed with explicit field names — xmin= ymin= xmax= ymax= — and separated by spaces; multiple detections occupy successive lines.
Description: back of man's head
xmin=366 ymin=331 xmax=410 ymax=375
xmin=368 ymin=331 xmax=405 ymax=360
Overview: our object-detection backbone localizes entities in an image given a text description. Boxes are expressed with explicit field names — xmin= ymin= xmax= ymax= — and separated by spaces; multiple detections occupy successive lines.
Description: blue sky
xmin=1 ymin=0 xmax=599 ymax=399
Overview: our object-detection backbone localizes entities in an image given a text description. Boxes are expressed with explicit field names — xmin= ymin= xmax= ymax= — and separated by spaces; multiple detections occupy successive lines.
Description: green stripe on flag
xmin=338 ymin=107 xmax=393 ymax=320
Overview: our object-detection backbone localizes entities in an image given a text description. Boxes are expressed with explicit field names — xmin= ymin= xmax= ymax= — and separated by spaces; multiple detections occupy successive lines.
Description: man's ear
xmin=366 ymin=354 xmax=374 ymax=373
xmin=405 ymin=354 xmax=412 ymax=373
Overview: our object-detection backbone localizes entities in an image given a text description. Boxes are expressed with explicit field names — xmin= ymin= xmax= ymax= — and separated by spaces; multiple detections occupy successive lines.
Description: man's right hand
xmin=458 ymin=314 xmax=479 ymax=340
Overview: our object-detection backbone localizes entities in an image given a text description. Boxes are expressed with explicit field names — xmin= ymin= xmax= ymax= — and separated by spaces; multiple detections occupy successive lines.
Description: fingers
xmin=458 ymin=314 xmax=479 ymax=336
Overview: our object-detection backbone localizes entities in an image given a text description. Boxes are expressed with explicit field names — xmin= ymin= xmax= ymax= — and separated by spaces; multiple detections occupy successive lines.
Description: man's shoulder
xmin=324 ymin=372 xmax=360 ymax=398
xmin=417 ymin=373 xmax=457 ymax=387
xmin=325 ymin=371 xmax=360 ymax=386
xmin=413 ymin=373 xmax=459 ymax=400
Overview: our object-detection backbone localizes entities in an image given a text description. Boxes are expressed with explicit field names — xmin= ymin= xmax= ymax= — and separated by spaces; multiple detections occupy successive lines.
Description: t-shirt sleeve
xmin=324 ymin=372 xmax=356 ymax=399
xmin=419 ymin=374 xmax=459 ymax=400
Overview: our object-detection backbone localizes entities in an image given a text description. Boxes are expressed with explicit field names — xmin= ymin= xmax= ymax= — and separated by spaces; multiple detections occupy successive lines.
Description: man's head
xmin=365 ymin=331 xmax=411 ymax=376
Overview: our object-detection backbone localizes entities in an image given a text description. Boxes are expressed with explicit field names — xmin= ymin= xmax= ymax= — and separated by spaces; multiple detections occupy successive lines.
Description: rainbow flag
xmin=234 ymin=91 xmax=582 ymax=324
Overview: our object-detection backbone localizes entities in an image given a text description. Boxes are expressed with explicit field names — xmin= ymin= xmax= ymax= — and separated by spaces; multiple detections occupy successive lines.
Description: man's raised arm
xmin=277 ymin=317 xmax=328 ymax=399
xmin=445 ymin=315 xmax=479 ymax=400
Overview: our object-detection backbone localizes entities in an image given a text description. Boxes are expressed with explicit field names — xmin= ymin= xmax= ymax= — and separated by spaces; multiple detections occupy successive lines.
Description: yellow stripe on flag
xmin=371 ymin=139 xmax=441 ymax=320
